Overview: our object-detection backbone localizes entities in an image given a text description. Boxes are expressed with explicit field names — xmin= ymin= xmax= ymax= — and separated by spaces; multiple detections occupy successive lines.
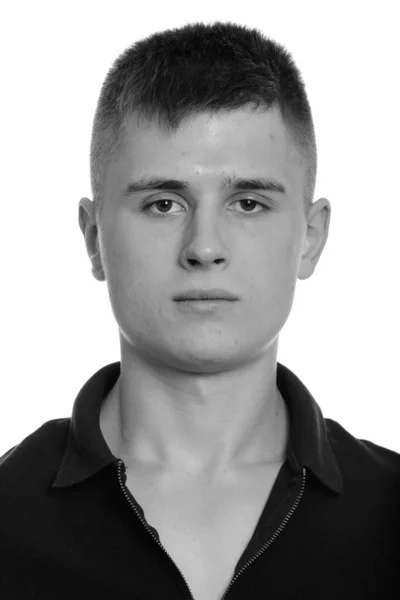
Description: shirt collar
xmin=277 ymin=363 xmax=342 ymax=494
xmin=52 ymin=361 xmax=342 ymax=495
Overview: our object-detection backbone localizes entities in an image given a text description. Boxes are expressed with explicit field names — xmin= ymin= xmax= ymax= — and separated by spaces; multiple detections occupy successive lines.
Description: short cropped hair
xmin=90 ymin=20 xmax=317 ymax=219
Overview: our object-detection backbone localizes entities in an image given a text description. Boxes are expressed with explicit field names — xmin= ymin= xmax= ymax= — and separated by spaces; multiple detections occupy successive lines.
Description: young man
xmin=1 ymin=20 xmax=399 ymax=600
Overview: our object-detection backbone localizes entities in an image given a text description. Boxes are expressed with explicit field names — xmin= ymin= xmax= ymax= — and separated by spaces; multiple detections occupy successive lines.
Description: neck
xmin=100 ymin=351 xmax=289 ymax=478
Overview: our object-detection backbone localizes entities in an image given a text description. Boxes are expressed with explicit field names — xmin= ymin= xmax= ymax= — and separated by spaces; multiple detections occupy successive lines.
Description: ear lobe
xmin=92 ymin=264 xmax=105 ymax=282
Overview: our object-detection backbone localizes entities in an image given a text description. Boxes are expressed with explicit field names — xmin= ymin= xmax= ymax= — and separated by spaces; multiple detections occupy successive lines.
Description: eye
xmin=141 ymin=198 xmax=270 ymax=217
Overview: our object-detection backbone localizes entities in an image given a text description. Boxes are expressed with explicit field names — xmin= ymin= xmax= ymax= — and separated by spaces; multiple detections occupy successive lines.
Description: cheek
xmin=102 ymin=232 xmax=149 ymax=311
xmin=280 ymin=239 xmax=300 ymax=286
xmin=283 ymin=236 xmax=300 ymax=268
xmin=261 ymin=237 xmax=300 ymax=300
xmin=103 ymin=215 xmax=150 ymax=277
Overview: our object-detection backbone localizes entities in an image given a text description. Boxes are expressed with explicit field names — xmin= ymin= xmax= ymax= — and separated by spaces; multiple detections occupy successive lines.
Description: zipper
xmin=117 ymin=459 xmax=197 ymax=600
xmin=117 ymin=459 xmax=306 ymax=600
xmin=220 ymin=466 xmax=307 ymax=600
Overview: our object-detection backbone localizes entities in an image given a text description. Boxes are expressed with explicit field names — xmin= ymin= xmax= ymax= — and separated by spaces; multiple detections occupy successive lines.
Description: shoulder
xmin=0 ymin=418 xmax=70 ymax=487
xmin=326 ymin=417 xmax=400 ymax=495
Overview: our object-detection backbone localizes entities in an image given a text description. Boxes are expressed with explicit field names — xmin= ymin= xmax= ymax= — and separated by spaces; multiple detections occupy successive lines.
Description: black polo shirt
xmin=1 ymin=361 xmax=399 ymax=599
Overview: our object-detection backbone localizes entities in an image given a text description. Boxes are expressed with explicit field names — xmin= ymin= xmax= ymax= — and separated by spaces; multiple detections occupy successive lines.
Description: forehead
xmin=107 ymin=107 xmax=306 ymax=199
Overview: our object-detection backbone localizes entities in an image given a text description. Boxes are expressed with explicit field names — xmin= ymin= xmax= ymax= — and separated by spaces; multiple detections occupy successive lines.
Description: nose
xmin=179 ymin=209 xmax=231 ymax=270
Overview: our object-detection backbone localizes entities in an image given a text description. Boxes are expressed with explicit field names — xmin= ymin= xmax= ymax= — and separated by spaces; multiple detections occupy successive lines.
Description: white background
xmin=1 ymin=0 xmax=399 ymax=456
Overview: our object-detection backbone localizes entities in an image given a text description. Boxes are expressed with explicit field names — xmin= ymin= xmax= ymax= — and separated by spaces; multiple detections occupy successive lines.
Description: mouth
xmin=177 ymin=298 xmax=234 ymax=302
xmin=174 ymin=297 xmax=238 ymax=313
xmin=174 ymin=288 xmax=239 ymax=302
xmin=176 ymin=298 xmax=236 ymax=302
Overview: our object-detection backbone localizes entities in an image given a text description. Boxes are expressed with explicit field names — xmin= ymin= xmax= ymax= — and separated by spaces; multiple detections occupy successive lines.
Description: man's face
xmin=95 ymin=107 xmax=308 ymax=373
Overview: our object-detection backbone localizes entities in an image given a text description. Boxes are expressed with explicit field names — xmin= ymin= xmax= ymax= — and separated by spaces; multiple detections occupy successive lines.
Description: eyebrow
xmin=123 ymin=176 xmax=287 ymax=196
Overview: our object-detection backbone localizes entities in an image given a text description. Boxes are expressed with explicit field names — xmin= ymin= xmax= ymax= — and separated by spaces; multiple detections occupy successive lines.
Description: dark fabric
xmin=1 ymin=360 xmax=399 ymax=599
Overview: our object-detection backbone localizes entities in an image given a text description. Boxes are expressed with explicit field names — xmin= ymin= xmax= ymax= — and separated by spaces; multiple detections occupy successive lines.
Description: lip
xmin=175 ymin=299 xmax=236 ymax=314
xmin=174 ymin=288 xmax=239 ymax=301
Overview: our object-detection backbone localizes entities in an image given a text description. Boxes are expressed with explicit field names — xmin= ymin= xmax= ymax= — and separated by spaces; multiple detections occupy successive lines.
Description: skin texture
xmin=79 ymin=106 xmax=331 ymax=482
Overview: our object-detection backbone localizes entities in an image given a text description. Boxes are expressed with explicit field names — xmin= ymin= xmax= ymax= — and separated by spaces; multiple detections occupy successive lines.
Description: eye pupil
xmin=241 ymin=199 xmax=256 ymax=210
xmin=157 ymin=200 xmax=172 ymax=212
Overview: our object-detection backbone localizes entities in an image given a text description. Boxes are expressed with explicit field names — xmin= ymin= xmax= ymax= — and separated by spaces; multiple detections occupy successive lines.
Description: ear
xmin=78 ymin=197 xmax=105 ymax=282
xmin=297 ymin=198 xmax=331 ymax=281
